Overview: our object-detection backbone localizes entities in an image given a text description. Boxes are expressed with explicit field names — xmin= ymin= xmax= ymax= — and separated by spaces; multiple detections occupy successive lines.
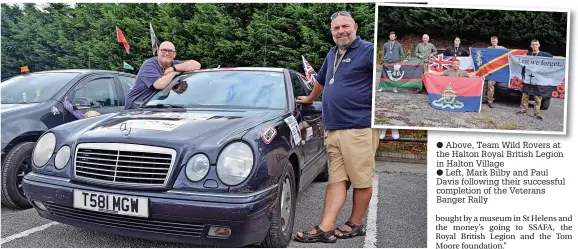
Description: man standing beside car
xmin=294 ymin=11 xmax=379 ymax=243
xmin=124 ymin=41 xmax=201 ymax=109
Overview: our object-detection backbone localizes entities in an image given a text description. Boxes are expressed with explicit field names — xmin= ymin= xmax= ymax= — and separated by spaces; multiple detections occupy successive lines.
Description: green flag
xmin=379 ymin=57 xmax=424 ymax=88
xmin=123 ymin=61 xmax=134 ymax=70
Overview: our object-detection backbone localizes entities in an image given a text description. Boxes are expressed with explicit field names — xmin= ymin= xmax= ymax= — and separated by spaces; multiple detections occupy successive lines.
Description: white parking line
xmin=363 ymin=175 xmax=379 ymax=248
xmin=0 ymin=222 xmax=59 ymax=245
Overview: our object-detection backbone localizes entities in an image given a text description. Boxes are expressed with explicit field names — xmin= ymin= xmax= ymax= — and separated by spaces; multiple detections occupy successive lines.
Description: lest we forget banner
xmin=379 ymin=58 xmax=424 ymax=88
xmin=508 ymin=55 xmax=566 ymax=97
xmin=422 ymin=74 xmax=484 ymax=112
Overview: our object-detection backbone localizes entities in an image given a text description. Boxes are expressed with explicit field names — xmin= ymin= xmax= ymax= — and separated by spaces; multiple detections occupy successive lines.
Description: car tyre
xmin=314 ymin=161 xmax=329 ymax=182
xmin=260 ymin=161 xmax=296 ymax=248
xmin=540 ymin=97 xmax=551 ymax=110
xmin=1 ymin=142 xmax=35 ymax=209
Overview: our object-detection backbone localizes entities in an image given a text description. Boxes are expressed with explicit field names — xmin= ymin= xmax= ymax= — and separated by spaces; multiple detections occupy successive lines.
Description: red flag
xmin=116 ymin=26 xmax=130 ymax=54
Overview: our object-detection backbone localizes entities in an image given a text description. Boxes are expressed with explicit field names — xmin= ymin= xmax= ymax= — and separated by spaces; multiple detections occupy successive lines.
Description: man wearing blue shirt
xmin=516 ymin=39 xmax=553 ymax=120
xmin=124 ymin=41 xmax=201 ymax=109
xmin=294 ymin=11 xmax=379 ymax=243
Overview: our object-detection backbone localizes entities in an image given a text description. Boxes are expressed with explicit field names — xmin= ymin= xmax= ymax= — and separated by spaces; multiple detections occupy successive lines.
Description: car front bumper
xmin=22 ymin=173 xmax=278 ymax=247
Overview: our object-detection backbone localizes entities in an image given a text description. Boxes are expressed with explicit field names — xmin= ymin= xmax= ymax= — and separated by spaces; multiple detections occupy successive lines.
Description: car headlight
xmin=32 ymin=132 xmax=56 ymax=167
xmin=185 ymin=154 xmax=210 ymax=182
xmin=217 ymin=142 xmax=254 ymax=186
xmin=54 ymin=145 xmax=71 ymax=169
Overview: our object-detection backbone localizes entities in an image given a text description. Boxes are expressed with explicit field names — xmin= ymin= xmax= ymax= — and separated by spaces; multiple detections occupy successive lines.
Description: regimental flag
xmin=429 ymin=55 xmax=475 ymax=76
xmin=301 ymin=55 xmax=318 ymax=90
xmin=116 ymin=26 xmax=130 ymax=54
xmin=150 ymin=23 xmax=159 ymax=55
xmin=470 ymin=48 xmax=527 ymax=82
xmin=508 ymin=54 xmax=566 ymax=97
xmin=422 ymin=74 xmax=484 ymax=112
xmin=380 ymin=57 xmax=424 ymax=88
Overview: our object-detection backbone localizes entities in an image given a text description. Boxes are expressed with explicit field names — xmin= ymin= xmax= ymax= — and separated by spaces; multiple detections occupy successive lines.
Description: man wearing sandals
xmin=294 ymin=10 xmax=380 ymax=243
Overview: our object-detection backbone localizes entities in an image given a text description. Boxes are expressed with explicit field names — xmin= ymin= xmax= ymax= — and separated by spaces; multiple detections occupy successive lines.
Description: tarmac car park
xmin=1 ymin=70 xmax=136 ymax=209
xmin=21 ymin=67 xmax=329 ymax=248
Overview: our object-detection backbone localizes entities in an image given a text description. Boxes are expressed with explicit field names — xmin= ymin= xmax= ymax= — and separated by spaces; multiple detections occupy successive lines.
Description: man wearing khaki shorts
xmin=294 ymin=11 xmax=380 ymax=243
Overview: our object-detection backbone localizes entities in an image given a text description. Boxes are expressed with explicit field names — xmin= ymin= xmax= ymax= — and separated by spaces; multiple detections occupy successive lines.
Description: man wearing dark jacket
xmin=443 ymin=37 xmax=469 ymax=57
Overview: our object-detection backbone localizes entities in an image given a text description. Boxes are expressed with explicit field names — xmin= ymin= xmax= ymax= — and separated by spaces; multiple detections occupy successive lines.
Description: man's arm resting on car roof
xmin=167 ymin=60 xmax=202 ymax=73
xmin=153 ymin=71 xmax=181 ymax=90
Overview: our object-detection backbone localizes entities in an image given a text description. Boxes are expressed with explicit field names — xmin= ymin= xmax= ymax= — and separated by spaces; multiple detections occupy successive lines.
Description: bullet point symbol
xmin=437 ymin=169 xmax=443 ymax=176
xmin=437 ymin=142 xmax=443 ymax=148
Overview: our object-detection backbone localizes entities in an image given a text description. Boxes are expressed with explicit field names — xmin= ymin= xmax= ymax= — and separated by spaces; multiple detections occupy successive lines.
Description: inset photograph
xmin=372 ymin=3 xmax=569 ymax=134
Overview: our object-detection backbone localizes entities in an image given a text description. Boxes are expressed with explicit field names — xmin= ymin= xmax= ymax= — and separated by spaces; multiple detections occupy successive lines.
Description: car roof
xmin=199 ymin=67 xmax=286 ymax=72
xmin=25 ymin=69 xmax=135 ymax=75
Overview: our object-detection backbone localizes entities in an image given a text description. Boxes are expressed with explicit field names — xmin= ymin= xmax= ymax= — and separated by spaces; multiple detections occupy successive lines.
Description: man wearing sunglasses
xmin=124 ymin=41 xmax=201 ymax=109
xmin=295 ymin=10 xmax=379 ymax=243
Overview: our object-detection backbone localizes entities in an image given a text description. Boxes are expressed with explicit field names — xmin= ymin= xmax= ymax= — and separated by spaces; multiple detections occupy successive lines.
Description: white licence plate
xmin=73 ymin=189 xmax=149 ymax=218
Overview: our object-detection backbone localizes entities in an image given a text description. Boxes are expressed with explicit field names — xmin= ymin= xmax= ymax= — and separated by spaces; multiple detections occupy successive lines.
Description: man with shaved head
xmin=124 ymin=41 xmax=201 ymax=109
xmin=294 ymin=11 xmax=379 ymax=243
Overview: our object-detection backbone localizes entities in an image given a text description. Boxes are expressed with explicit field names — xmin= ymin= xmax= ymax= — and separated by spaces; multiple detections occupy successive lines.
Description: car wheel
xmin=260 ymin=161 xmax=296 ymax=248
xmin=1 ymin=142 xmax=35 ymax=209
xmin=540 ymin=97 xmax=551 ymax=110
xmin=314 ymin=161 xmax=329 ymax=182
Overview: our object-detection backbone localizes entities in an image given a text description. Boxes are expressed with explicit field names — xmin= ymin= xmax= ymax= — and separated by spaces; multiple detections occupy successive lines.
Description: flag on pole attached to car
xmin=116 ymin=26 xmax=130 ymax=54
xmin=301 ymin=56 xmax=318 ymax=90
xmin=123 ymin=61 xmax=134 ymax=70
xmin=150 ymin=23 xmax=159 ymax=55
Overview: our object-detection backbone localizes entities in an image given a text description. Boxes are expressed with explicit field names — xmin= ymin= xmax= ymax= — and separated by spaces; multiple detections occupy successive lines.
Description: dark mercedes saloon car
xmin=22 ymin=67 xmax=329 ymax=247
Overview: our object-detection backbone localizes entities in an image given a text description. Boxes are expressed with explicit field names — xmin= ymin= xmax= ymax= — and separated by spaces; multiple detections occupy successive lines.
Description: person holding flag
xmin=485 ymin=35 xmax=507 ymax=108
xmin=124 ymin=41 xmax=201 ymax=109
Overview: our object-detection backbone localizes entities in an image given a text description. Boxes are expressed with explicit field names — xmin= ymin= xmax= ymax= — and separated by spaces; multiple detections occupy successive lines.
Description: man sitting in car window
xmin=124 ymin=41 xmax=201 ymax=109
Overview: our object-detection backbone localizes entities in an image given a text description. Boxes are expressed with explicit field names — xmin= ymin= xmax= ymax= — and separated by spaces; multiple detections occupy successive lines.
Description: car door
xmin=62 ymin=74 xmax=123 ymax=122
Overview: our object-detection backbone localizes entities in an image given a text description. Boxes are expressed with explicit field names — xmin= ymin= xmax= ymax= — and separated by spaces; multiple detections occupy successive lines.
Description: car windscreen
xmin=145 ymin=70 xmax=287 ymax=110
xmin=1 ymin=72 xmax=80 ymax=104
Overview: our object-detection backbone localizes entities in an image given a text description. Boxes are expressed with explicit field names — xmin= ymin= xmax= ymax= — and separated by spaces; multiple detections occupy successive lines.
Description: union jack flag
xmin=302 ymin=55 xmax=318 ymax=90
xmin=428 ymin=54 xmax=475 ymax=75
xmin=428 ymin=54 xmax=455 ymax=72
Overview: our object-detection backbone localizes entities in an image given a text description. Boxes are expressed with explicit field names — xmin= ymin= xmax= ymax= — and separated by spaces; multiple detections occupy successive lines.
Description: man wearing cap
xmin=294 ymin=10 xmax=379 ymax=243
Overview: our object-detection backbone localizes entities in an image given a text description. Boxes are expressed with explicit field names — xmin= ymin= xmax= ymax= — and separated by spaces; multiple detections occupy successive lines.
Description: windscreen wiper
xmin=142 ymin=103 xmax=185 ymax=109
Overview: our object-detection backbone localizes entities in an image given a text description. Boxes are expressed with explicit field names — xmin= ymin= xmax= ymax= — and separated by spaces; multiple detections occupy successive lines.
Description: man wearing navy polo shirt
xmin=294 ymin=11 xmax=379 ymax=243
xmin=124 ymin=41 xmax=201 ymax=109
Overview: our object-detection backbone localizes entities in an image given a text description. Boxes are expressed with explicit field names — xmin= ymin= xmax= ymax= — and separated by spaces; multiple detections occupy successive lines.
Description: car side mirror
xmin=73 ymin=104 xmax=91 ymax=110
xmin=70 ymin=96 xmax=92 ymax=110
xmin=299 ymin=101 xmax=322 ymax=115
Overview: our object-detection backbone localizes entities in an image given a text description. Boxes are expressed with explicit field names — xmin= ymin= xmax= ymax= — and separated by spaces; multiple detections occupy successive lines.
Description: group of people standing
xmin=378 ymin=32 xmax=553 ymax=120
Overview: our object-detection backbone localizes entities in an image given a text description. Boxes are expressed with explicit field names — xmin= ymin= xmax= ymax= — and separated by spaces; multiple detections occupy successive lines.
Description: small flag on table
xmin=422 ymin=74 xmax=484 ymax=112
